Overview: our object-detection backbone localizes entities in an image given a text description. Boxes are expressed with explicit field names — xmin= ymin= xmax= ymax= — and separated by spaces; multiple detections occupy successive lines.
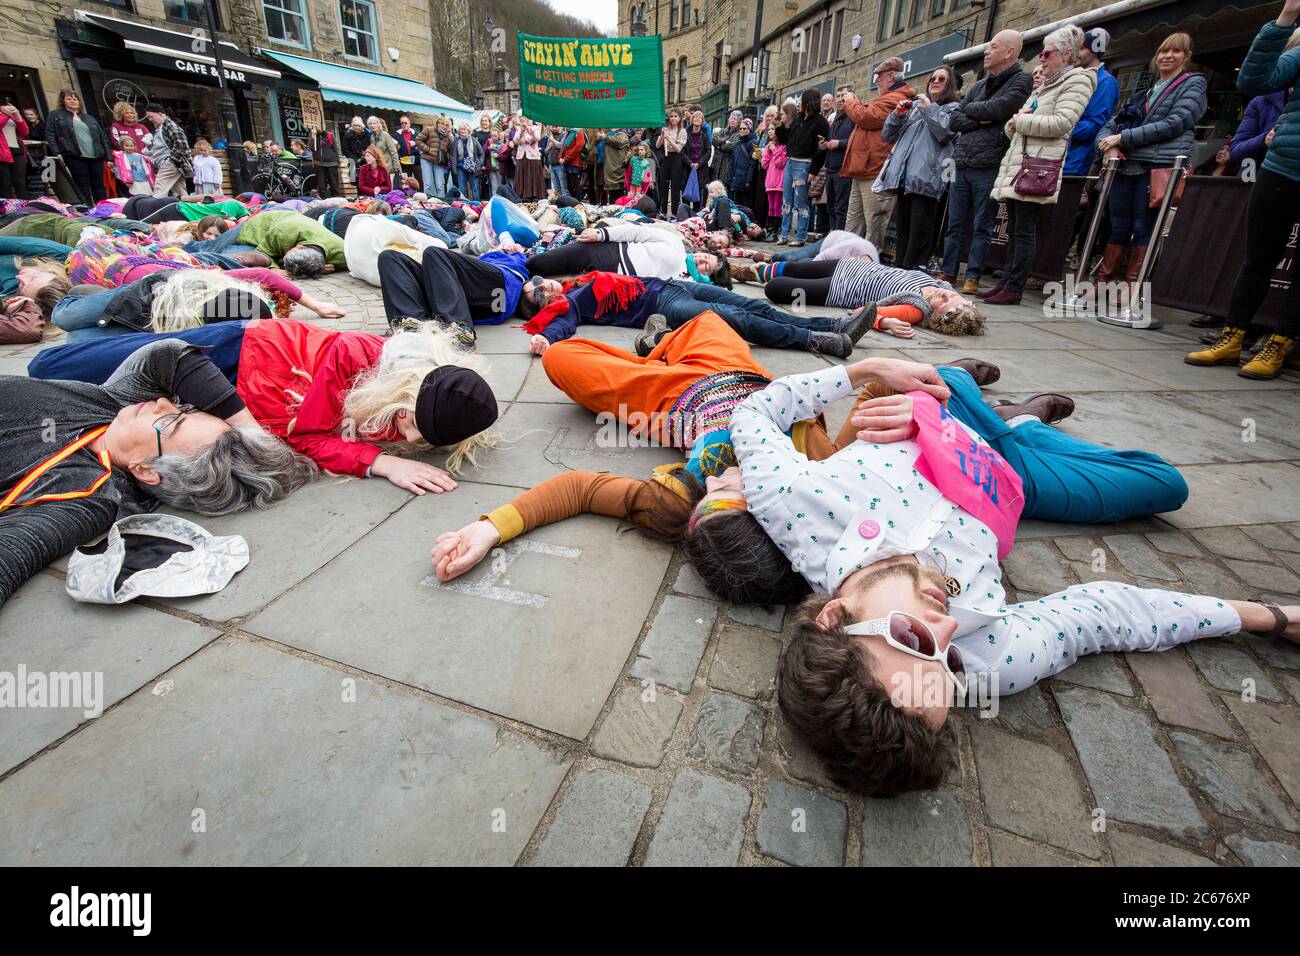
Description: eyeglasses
xmin=525 ymin=278 xmax=551 ymax=304
xmin=153 ymin=404 xmax=194 ymax=459
xmin=843 ymin=611 xmax=967 ymax=694
xmin=1038 ymin=48 xmax=1060 ymax=60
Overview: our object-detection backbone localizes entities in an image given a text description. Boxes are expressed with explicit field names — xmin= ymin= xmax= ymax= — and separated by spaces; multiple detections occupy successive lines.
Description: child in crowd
xmin=192 ymin=139 xmax=223 ymax=197
xmin=625 ymin=142 xmax=654 ymax=205
xmin=111 ymin=137 xmax=155 ymax=196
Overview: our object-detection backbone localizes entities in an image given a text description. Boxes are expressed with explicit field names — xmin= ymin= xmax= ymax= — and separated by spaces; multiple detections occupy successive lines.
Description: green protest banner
xmin=517 ymin=33 xmax=665 ymax=127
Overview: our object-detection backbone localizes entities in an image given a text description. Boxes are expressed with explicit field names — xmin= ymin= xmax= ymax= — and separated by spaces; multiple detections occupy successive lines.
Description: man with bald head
xmin=939 ymin=29 xmax=1033 ymax=293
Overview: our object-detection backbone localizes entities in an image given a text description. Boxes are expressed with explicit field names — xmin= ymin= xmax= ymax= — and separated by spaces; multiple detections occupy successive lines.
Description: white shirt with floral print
xmin=731 ymin=369 xmax=1243 ymax=695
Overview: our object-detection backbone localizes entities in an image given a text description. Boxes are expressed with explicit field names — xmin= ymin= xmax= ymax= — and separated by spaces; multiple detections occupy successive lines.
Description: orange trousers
xmin=541 ymin=312 xmax=769 ymax=444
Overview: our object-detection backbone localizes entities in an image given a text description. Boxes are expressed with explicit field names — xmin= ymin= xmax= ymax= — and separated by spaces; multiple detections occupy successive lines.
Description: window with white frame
xmin=340 ymin=0 xmax=378 ymax=62
xmin=264 ymin=0 xmax=310 ymax=47
xmin=668 ymin=58 xmax=677 ymax=102
xmin=678 ymin=58 xmax=688 ymax=101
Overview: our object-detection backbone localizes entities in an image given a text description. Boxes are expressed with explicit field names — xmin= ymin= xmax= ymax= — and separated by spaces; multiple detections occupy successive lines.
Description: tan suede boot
xmin=1238 ymin=334 xmax=1295 ymax=380
xmin=1185 ymin=327 xmax=1247 ymax=367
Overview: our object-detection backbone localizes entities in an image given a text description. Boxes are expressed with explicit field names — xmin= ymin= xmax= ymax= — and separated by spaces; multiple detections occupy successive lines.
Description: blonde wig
xmin=341 ymin=322 xmax=497 ymax=473
xmin=149 ymin=270 xmax=270 ymax=333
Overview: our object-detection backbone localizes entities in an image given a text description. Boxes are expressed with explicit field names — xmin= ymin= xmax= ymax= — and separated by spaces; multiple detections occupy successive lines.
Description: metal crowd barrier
xmin=1061 ymin=157 xmax=1120 ymax=313
xmin=1097 ymin=154 xmax=1189 ymax=331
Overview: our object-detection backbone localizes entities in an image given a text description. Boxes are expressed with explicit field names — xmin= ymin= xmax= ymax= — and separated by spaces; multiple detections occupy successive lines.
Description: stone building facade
xmin=619 ymin=0 xmax=1288 ymax=152
xmin=0 ymin=0 xmax=444 ymax=144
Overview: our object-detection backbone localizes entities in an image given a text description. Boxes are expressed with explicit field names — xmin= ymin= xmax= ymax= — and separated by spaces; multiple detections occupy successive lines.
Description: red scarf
xmin=522 ymin=271 xmax=646 ymax=335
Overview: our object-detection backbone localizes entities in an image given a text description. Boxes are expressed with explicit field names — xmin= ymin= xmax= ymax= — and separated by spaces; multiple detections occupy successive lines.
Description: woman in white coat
xmin=981 ymin=26 xmax=1097 ymax=305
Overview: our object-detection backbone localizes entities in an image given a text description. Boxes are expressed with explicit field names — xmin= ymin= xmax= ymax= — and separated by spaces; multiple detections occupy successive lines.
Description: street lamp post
xmin=467 ymin=0 xmax=480 ymax=109
xmin=483 ymin=16 xmax=496 ymax=112
xmin=203 ymin=0 xmax=247 ymax=193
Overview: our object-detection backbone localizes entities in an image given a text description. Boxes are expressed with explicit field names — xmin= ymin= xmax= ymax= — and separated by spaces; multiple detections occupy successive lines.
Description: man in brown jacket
xmin=840 ymin=57 xmax=915 ymax=247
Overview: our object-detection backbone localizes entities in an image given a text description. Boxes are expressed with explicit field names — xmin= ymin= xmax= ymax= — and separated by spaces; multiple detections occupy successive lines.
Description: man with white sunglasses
xmin=725 ymin=359 xmax=1300 ymax=796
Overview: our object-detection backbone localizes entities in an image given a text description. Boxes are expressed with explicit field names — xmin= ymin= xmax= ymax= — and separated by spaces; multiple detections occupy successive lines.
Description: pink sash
xmin=908 ymin=391 xmax=1024 ymax=559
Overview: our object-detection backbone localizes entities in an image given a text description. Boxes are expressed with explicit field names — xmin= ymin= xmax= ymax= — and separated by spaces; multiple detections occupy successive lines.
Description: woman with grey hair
xmin=367 ymin=116 xmax=401 ymax=176
xmin=714 ymin=110 xmax=745 ymax=190
xmin=0 ymin=339 xmax=315 ymax=607
xmin=984 ymin=25 xmax=1096 ymax=304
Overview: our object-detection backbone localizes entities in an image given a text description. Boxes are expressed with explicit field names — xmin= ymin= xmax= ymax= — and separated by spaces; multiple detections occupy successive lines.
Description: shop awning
xmin=261 ymin=50 xmax=473 ymax=121
xmin=74 ymin=10 xmax=281 ymax=83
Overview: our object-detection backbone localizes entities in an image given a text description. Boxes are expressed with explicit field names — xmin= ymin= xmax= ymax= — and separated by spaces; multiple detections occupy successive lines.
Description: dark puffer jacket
xmin=947 ymin=64 xmax=1032 ymax=169
xmin=1237 ymin=21 xmax=1300 ymax=183
xmin=1099 ymin=72 xmax=1207 ymax=166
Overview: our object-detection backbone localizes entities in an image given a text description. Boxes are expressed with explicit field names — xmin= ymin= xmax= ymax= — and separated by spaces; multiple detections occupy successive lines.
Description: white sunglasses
xmin=843 ymin=611 xmax=967 ymax=694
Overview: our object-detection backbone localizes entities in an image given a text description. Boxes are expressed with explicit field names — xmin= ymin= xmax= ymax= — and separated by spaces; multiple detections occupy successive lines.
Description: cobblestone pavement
xmin=1 ymin=256 xmax=1299 ymax=867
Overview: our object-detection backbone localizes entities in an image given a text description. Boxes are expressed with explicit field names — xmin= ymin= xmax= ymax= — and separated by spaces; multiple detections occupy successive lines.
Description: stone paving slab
xmin=0 ymin=639 xmax=570 ymax=865
xmin=1055 ymin=687 xmax=1209 ymax=842
xmin=0 ymin=575 xmax=218 ymax=776
xmin=1077 ymin=348 xmax=1300 ymax=391
xmin=155 ymin=474 xmax=411 ymax=622
xmin=1161 ymin=463 xmax=1300 ymax=528
xmin=756 ymin=779 xmax=849 ymax=867
xmin=972 ymin=724 xmax=1101 ymax=858
xmin=1169 ymin=731 xmax=1298 ymax=832
xmin=1125 ymin=650 xmax=1236 ymax=738
xmin=1108 ymin=830 xmax=1219 ymax=866
xmin=526 ymin=768 xmax=652 ymax=867
xmin=687 ymin=691 xmax=765 ymax=774
xmin=629 ymin=594 xmax=718 ymax=694
xmin=1057 ymin=393 xmax=1300 ymax=466
xmin=860 ymin=790 xmax=973 ymax=866
xmin=591 ymin=685 xmax=683 ymax=768
xmin=898 ymin=348 xmax=1152 ymax=394
xmin=453 ymin=400 xmax=680 ymax=490
xmin=244 ymin=483 xmax=673 ymax=739
xmin=644 ymin=768 xmax=751 ymax=867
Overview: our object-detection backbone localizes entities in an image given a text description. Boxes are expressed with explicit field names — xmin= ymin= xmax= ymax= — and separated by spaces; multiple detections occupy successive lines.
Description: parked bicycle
xmin=249 ymin=155 xmax=316 ymax=197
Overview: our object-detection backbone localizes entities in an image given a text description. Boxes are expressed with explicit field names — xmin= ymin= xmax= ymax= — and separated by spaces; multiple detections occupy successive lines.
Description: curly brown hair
xmin=777 ymin=594 xmax=955 ymax=795
xmin=921 ymin=301 xmax=986 ymax=336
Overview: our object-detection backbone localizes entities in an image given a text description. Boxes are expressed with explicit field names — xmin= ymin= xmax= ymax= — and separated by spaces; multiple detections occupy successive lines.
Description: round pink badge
xmin=858 ymin=520 xmax=881 ymax=540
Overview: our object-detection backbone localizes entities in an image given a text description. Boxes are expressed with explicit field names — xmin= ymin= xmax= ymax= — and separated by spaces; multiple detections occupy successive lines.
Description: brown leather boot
xmin=1095 ymin=243 xmax=1127 ymax=283
xmin=1124 ymin=245 xmax=1148 ymax=283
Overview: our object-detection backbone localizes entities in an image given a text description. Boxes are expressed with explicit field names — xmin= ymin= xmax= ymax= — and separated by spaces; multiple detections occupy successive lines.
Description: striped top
xmin=826 ymin=258 xmax=949 ymax=310
xmin=666 ymin=370 xmax=771 ymax=450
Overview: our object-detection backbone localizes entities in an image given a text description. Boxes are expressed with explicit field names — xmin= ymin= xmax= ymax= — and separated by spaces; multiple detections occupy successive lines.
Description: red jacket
xmin=357 ymin=162 xmax=391 ymax=195
xmin=0 ymin=112 xmax=29 ymax=164
xmin=560 ymin=130 xmax=586 ymax=167
xmin=236 ymin=319 xmax=400 ymax=477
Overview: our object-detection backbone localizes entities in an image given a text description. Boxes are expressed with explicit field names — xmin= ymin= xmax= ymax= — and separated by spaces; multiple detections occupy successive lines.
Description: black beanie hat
xmin=636 ymin=195 xmax=658 ymax=217
xmin=414 ymin=366 xmax=498 ymax=447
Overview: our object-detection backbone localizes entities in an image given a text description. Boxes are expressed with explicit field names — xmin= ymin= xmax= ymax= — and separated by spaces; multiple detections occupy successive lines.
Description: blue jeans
xmin=184 ymin=222 xmax=250 ymax=256
xmin=406 ymin=210 xmax=455 ymax=245
xmin=940 ymin=367 xmax=1188 ymax=522
xmin=655 ymin=279 xmax=838 ymax=350
xmin=455 ymin=168 xmax=479 ymax=201
xmin=28 ymin=322 xmax=251 ymax=386
xmin=941 ymin=165 xmax=999 ymax=279
xmin=773 ymin=236 xmax=824 ymax=262
xmin=780 ymin=158 xmax=813 ymax=242
xmin=421 ymin=160 xmax=450 ymax=198
xmin=52 ymin=288 xmax=117 ymax=332
xmin=1107 ymin=172 xmax=1155 ymax=247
